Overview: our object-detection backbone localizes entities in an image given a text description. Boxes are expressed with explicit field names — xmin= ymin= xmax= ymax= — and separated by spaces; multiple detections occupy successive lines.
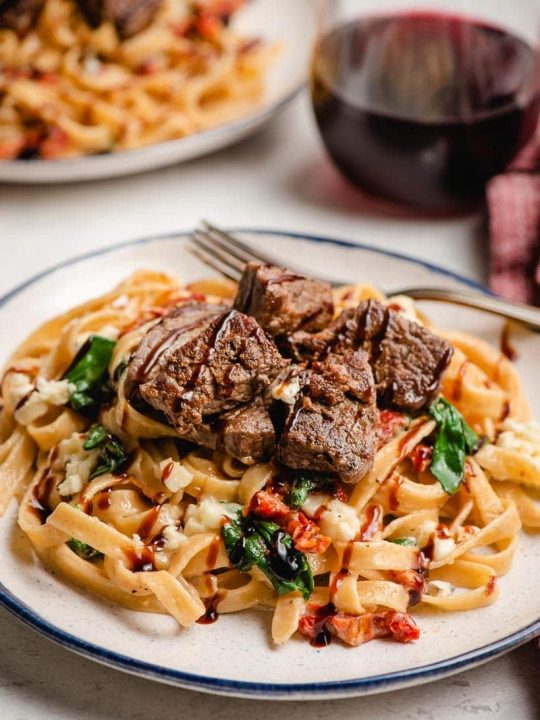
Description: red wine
xmin=312 ymin=12 xmax=540 ymax=212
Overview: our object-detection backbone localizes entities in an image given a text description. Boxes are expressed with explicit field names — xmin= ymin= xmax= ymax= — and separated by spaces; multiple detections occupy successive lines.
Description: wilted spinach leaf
xmin=286 ymin=475 xmax=316 ymax=509
xmin=64 ymin=335 xmax=116 ymax=417
xmin=83 ymin=424 xmax=109 ymax=449
xmin=285 ymin=471 xmax=335 ymax=509
xmin=83 ymin=424 xmax=127 ymax=479
xmin=429 ymin=397 xmax=478 ymax=494
xmin=222 ymin=512 xmax=313 ymax=600
xmin=68 ymin=537 xmax=103 ymax=561
xmin=389 ymin=537 xmax=417 ymax=547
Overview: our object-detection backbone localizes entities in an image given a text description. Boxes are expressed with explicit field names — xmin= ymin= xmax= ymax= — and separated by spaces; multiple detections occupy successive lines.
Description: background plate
xmin=0 ymin=230 xmax=538 ymax=700
xmin=0 ymin=1 xmax=315 ymax=184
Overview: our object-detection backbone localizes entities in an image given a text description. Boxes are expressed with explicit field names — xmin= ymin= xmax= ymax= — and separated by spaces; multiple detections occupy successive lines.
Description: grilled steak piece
xmin=277 ymin=350 xmax=377 ymax=483
xmin=217 ymin=397 xmax=276 ymax=463
xmin=285 ymin=325 xmax=338 ymax=362
xmin=355 ymin=300 xmax=453 ymax=411
xmin=125 ymin=301 xmax=226 ymax=397
xmin=234 ymin=262 xmax=334 ymax=341
xmin=126 ymin=302 xmax=287 ymax=461
xmin=138 ymin=397 xmax=275 ymax=464
xmin=288 ymin=299 xmax=452 ymax=412
xmin=0 ymin=0 xmax=44 ymax=32
xmin=75 ymin=0 xmax=162 ymax=38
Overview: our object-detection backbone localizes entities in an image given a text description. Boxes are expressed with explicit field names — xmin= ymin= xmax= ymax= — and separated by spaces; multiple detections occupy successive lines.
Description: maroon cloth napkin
xmin=488 ymin=124 xmax=540 ymax=306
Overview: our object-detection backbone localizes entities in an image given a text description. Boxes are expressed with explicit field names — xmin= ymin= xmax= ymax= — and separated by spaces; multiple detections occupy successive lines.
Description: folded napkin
xmin=488 ymin=124 xmax=540 ymax=306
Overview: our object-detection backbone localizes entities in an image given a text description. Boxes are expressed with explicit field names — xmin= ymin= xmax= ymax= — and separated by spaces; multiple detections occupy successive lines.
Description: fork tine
xmin=201 ymin=221 xmax=281 ymax=267
xmin=196 ymin=224 xmax=255 ymax=265
xmin=199 ymin=221 xmax=344 ymax=287
xmin=186 ymin=243 xmax=241 ymax=283
xmin=192 ymin=229 xmax=245 ymax=273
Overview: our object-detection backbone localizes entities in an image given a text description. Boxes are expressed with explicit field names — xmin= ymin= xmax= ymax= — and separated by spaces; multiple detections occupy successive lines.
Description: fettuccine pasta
xmin=0 ymin=269 xmax=537 ymax=649
xmin=0 ymin=0 xmax=274 ymax=159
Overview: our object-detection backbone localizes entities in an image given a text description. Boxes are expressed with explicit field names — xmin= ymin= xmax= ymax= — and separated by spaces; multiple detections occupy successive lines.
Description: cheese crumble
xmin=56 ymin=433 xmax=98 ymax=497
xmin=183 ymin=498 xmax=241 ymax=536
xmin=318 ymin=499 xmax=361 ymax=543
xmin=496 ymin=419 xmax=540 ymax=468
xmin=159 ymin=459 xmax=193 ymax=493
xmin=14 ymin=377 xmax=71 ymax=425
xmin=272 ymin=376 xmax=301 ymax=405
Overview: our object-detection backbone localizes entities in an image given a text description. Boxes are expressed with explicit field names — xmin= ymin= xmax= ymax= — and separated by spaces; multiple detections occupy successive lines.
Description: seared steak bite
xmin=0 ymin=0 xmax=44 ymax=32
xmin=277 ymin=350 xmax=377 ymax=483
xmin=288 ymin=300 xmax=452 ymax=412
xmin=125 ymin=301 xmax=226 ymax=397
xmin=145 ymin=398 xmax=276 ymax=464
xmin=124 ymin=266 xmax=450 ymax=476
xmin=285 ymin=325 xmax=338 ymax=362
xmin=217 ymin=398 xmax=276 ymax=464
xmin=234 ymin=262 xmax=334 ymax=340
xmin=75 ymin=0 xmax=162 ymax=38
xmin=356 ymin=300 xmax=453 ymax=411
xmin=126 ymin=302 xmax=287 ymax=461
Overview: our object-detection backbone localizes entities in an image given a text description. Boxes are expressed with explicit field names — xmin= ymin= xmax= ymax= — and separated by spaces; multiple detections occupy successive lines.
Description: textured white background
xmin=0 ymin=94 xmax=538 ymax=719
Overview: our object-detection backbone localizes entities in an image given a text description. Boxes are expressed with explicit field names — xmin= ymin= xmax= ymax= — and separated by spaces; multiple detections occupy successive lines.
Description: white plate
xmin=0 ymin=230 xmax=538 ymax=700
xmin=0 ymin=1 xmax=315 ymax=184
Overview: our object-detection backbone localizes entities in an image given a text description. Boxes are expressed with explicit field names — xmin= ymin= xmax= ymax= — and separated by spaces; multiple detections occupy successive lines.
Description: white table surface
xmin=0 ymin=94 xmax=537 ymax=720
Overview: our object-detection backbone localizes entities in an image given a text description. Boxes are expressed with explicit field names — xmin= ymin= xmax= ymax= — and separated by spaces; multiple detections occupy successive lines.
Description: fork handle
xmin=398 ymin=287 xmax=540 ymax=331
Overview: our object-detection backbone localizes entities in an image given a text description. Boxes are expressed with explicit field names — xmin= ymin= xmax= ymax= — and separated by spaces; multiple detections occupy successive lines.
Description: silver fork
xmin=187 ymin=221 xmax=540 ymax=331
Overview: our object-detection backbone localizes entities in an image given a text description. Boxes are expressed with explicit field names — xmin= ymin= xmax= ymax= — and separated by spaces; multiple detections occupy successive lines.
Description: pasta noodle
xmin=0 ymin=269 xmax=536 ymax=650
xmin=0 ymin=0 xmax=274 ymax=159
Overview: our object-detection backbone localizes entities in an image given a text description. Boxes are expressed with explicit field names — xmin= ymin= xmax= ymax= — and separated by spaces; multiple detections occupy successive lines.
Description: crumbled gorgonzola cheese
xmin=162 ymin=525 xmax=187 ymax=551
xmin=496 ymin=419 xmax=540 ymax=468
xmin=57 ymin=472 xmax=84 ymax=497
xmin=56 ymin=432 xmax=98 ymax=497
xmin=272 ymin=376 xmax=301 ymax=405
xmin=318 ymin=499 xmax=360 ymax=542
xmin=159 ymin=459 xmax=193 ymax=493
xmin=183 ymin=499 xmax=241 ymax=536
xmin=431 ymin=535 xmax=456 ymax=562
xmin=14 ymin=377 xmax=71 ymax=426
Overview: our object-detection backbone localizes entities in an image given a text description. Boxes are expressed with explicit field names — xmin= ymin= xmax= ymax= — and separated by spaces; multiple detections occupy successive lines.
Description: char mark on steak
xmin=75 ymin=0 xmax=162 ymax=38
xmin=363 ymin=301 xmax=453 ymax=411
xmin=277 ymin=350 xmax=377 ymax=483
xmin=288 ymin=300 xmax=452 ymax=412
xmin=234 ymin=262 xmax=334 ymax=343
xmin=0 ymin=0 xmax=45 ymax=32
xmin=125 ymin=301 xmax=226 ymax=397
xmin=125 ymin=302 xmax=287 ymax=463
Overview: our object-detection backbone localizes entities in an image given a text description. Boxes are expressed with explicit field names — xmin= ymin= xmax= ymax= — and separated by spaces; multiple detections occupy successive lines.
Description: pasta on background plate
xmin=0 ymin=265 xmax=538 ymax=650
xmin=0 ymin=0 xmax=274 ymax=160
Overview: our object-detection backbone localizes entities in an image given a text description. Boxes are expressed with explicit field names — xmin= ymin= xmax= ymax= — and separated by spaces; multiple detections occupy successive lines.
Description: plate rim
xmin=0 ymin=83 xmax=303 ymax=177
xmin=0 ymin=228 xmax=538 ymax=699
xmin=0 ymin=227 xmax=488 ymax=308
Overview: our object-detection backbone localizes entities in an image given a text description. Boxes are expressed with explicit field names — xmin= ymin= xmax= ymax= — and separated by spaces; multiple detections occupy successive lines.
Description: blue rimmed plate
xmin=0 ymin=230 xmax=538 ymax=699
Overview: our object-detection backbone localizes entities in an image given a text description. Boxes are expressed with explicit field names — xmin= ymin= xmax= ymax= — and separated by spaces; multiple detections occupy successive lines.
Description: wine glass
xmin=311 ymin=0 xmax=540 ymax=214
